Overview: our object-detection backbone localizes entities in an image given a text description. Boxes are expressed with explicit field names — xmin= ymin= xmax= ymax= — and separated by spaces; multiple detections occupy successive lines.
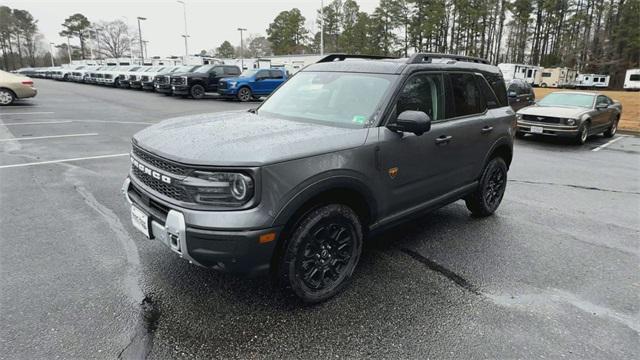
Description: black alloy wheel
xmin=465 ymin=157 xmax=508 ymax=217
xmin=190 ymin=84 xmax=205 ymax=99
xmin=278 ymin=204 xmax=362 ymax=303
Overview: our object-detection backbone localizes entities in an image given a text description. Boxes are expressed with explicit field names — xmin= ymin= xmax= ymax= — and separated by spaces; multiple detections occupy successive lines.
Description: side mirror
xmin=596 ymin=103 xmax=608 ymax=110
xmin=508 ymin=90 xmax=517 ymax=98
xmin=387 ymin=110 xmax=432 ymax=136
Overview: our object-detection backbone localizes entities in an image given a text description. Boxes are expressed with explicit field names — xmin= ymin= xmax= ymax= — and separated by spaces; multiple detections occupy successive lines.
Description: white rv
xmin=574 ymin=74 xmax=610 ymax=88
xmin=498 ymin=63 xmax=542 ymax=86
xmin=623 ymin=68 xmax=640 ymax=90
xmin=536 ymin=67 xmax=578 ymax=88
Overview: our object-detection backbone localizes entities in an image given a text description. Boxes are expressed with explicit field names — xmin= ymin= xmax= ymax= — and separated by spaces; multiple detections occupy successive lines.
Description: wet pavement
xmin=1 ymin=80 xmax=638 ymax=359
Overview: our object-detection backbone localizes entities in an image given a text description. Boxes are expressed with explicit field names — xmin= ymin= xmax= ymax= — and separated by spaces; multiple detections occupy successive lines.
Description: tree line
xmin=0 ymin=6 xmax=141 ymax=70
xmin=258 ymin=0 xmax=639 ymax=87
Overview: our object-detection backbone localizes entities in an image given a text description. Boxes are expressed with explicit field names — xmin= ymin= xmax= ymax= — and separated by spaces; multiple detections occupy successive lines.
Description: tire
xmin=0 ymin=88 xmax=15 ymax=106
xmin=237 ymin=87 xmax=253 ymax=102
xmin=465 ymin=157 xmax=508 ymax=217
xmin=575 ymin=121 xmax=590 ymax=145
xmin=277 ymin=204 xmax=363 ymax=303
xmin=540 ymin=83 xmax=547 ymax=88
xmin=603 ymin=118 xmax=618 ymax=138
xmin=190 ymin=84 xmax=205 ymax=99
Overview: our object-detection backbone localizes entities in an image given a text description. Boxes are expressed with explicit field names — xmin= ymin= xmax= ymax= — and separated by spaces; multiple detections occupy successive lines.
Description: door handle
xmin=481 ymin=126 xmax=494 ymax=134
xmin=435 ymin=135 xmax=452 ymax=145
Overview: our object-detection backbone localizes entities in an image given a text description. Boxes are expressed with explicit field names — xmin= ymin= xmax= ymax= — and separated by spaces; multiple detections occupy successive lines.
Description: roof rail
xmin=317 ymin=54 xmax=398 ymax=63
xmin=408 ymin=53 xmax=490 ymax=65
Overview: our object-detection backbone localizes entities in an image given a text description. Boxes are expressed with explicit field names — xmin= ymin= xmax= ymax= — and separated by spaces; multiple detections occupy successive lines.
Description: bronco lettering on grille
xmin=131 ymin=157 xmax=172 ymax=184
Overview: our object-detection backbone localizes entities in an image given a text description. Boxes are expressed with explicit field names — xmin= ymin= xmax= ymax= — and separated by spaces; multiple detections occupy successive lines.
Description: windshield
xmin=538 ymin=93 xmax=594 ymax=108
xmin=240 ymin=69 xmax=259 ymax=77
xmin=195 ymin=64 xmax=214 ymax=73
xmin=258 ymin=71 xmax=395 ymax=128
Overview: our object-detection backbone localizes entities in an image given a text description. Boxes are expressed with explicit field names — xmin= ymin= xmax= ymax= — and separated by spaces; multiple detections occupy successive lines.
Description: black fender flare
xmin=478 ymin=136 xmax=513 ymax=177
xmin=271 ymin=170 xmax=378 ymax=228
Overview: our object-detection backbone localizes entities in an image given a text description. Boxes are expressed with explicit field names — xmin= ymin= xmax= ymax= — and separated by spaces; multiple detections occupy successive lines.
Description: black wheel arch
xmin=480 ymin=137 xmax=513 ymax=176
xmin=270 ymin=174 xmax=376 ymax=274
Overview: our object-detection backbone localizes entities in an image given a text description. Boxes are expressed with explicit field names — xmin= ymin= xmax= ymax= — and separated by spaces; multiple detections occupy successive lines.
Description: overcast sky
xmin=3 ymin=0 xmax=379 ymax=57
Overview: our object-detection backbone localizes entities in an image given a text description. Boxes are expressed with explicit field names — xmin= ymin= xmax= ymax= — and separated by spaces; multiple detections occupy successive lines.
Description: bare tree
xmin=95 ymin=19 xmax=137 ymax=59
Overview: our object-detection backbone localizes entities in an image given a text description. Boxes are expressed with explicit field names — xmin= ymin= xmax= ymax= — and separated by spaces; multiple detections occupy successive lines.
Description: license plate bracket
xmin=131 ymin=205 xmax=150 ymax=238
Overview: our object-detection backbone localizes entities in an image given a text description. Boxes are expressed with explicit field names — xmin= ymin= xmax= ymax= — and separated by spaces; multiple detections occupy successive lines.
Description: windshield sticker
xmin=352 ymin=115 xmax=366 ymax=124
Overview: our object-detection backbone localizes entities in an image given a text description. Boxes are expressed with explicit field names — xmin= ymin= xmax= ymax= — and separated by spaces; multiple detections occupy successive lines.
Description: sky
xmin=2 ymin=0 xmax=379 ymax=57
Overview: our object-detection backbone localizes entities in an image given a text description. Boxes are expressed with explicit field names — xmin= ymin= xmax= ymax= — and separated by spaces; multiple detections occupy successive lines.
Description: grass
xmin=533 ymin=88 xmax=640 ymax=133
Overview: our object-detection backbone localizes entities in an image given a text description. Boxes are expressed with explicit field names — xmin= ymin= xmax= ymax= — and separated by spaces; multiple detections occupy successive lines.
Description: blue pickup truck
xmin=218 ymin=68 xmax=287 ymax=102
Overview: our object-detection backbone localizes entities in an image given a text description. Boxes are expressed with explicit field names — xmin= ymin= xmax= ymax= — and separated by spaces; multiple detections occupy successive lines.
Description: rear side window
xmin=270 ymin=70 xmax=284 ymax=79
xmin=397 ymin=73 xmax=445 ymax=121
xmin=475 ymin=75 xmax=499 ymax=109
xmin=485 ymin=74 xmax=508 ymax=107
xmin=225 ymin=66 xmax=240 ymax=75
xmin=449 ymin=73 xmax=486 ymax=117
xmin=630 ymin=74 xmax=640 ymax=81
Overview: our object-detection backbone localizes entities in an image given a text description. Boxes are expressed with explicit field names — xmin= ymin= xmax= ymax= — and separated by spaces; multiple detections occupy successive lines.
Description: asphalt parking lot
xmin=1 ymin=80 xmax=638 ymax=359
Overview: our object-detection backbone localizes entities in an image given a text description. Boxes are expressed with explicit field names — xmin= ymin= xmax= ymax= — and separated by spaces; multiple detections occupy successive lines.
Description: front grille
xmin=132 ymin=146 xmax=189 ymax=176
xmin=132 ymin=167 xmax=189 ymax=202
xmin=156 ymin=75 xmax=169 ymax=84
xmin=522 ymin=115 xmax=562 ymax=124
xmin=141 ymin=75 xmax=150 ymax=82
xmin=171 ymin=77 xmax=185 ymax=85
xmin=129 ymin=75 xmax=136 ymax=81
xmin=105 ymin=74 xmax=113 ymax=79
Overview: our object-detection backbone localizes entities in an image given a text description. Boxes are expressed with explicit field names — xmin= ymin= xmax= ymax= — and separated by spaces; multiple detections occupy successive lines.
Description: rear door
xmin=207 ymin=66 xmax=225 ymax=91
xmin=253 ymin=70 xmax=271 ymax=94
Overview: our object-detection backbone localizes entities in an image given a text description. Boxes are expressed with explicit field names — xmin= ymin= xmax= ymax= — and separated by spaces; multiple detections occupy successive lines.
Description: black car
xmin=154 ymin=65 xmax=201 ymax=94
xmin=170 ymin=64 xmax=241 ymax=99
xmin=506 ymin=79 xmax=535 ymax=111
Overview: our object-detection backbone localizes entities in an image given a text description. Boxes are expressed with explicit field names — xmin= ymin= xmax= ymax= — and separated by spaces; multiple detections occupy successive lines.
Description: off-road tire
xmin=277 ymin=204 xmax=363 ymax=303
xmin=465 ymin=157 xmax=508 ymax=217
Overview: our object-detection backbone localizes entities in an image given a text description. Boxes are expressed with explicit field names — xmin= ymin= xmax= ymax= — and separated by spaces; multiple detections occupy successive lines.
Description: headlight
xmin=229 ymin=81 xmax=237 ymax=88
xmin=566 ymin=119 xmax=576 ymax=126
xmin=515 ymin=113 xmax=523 ymax=120
xmin=187 ymin=171 xmax=254 ymax=206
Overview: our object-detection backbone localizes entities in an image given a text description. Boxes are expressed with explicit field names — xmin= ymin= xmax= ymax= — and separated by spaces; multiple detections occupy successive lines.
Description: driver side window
xmin=397 ymin=73 xmax=445 ymax=121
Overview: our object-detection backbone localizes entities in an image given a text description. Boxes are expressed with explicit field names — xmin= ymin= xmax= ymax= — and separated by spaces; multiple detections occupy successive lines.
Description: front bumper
xmin=122 ymin=177 xmax=279 ymax=276
xmin=130 ymin=81 xmax=142 ymax=88
xmin=218 ymin=88 xmax=238 ymax=96
xmin=172 ymin=84 xmax=189 ymax=95
xmin=119 ymin=80 xmax=131 ymax=88
xmin=142 ymin=81 xmax=155 ymax=90
xmin=517 ymin=120 xmax=580 ymax=137
xmin=155 ymin=84 xmax=172 ymax=93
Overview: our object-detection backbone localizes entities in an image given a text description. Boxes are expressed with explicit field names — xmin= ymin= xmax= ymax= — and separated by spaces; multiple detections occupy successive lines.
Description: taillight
xmin=21 ymin=80 xmax=34 ymax=87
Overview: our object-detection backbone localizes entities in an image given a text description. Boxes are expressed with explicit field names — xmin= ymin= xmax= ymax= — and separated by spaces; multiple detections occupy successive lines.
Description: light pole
xmin=137 ymin=17 xmax=146 ymax=63
xmin=142 ymin=40 xmax=149 ymax=60
xmin=49 ymin=42 xmax=55 ymax=66
xmin=66 ymin=36 xmax=73 ymax=63
xmin=237 ymin=27 xmax=246 ymax=70
xmin=177 ymin=1 xmax=189 ymax=60
xmin=181 ymin=35 xmax=190 ymax=64
xmin=94 ymin=27 xmax=103 ymax=62
xmin=320 ymin=0 xmax=324 ymax=56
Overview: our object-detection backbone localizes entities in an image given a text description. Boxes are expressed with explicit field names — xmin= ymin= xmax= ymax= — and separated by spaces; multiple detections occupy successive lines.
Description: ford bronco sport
xmin=123 ymin=53 xmax=515 ymax=303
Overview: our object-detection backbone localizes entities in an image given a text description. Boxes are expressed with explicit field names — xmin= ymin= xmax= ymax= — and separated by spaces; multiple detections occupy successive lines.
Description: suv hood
xmin=133 ymin=111 xmax=369 ymax=167
xmin=518 ymin=105 xmax=591 ymax=118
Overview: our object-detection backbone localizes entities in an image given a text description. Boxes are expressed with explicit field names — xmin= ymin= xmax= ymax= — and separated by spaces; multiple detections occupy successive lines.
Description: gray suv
xmin=123 ymin=53 xmax=515 ymax=303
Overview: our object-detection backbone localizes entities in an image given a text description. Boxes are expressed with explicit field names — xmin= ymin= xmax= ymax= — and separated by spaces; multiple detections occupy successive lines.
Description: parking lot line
xmin=0 ymin=133 xmax=98 ymax=142
xmin=1 ymin=120 xmax=73 ymax=126
xmin=0 ymin=153 xmax=129 ymax=169
xmin=0 ymin=112 xmax=54 ymax=116
xmin=592 ymin=135 xmax=628 ymax=152
xmin=74 ymin=120 xmax=154 ymax=125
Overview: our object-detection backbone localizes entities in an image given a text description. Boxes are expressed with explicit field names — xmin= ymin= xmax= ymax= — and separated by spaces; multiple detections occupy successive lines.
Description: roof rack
xmin=408 ymin=53 xmax=490 ymax=65
xmin=317 ymin=54 xmax=398 ymax=63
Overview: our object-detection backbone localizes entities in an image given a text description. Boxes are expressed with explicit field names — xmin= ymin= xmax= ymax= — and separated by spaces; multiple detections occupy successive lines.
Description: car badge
xmin=388 ymin=167 xmax=399 ymax=179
